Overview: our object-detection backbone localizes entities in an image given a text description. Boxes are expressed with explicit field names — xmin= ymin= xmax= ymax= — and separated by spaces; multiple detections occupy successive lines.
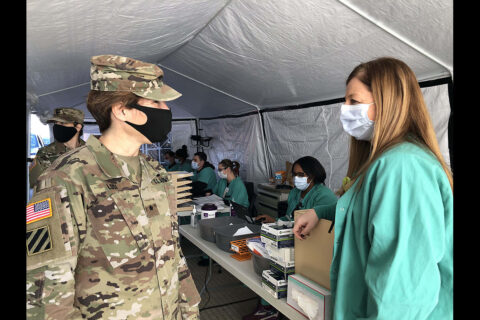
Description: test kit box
xmin=287 ymin=274 xmax=331 ymax=320
xmin=261 ymin=270 xmax=288 ymax=299
xmin=269 ymin=256 xmax=295 ymax=279
xmin=260 ymin=222 xmax=294 ymax=248
xmin=265 ymin=243 xmax=294 ymax=264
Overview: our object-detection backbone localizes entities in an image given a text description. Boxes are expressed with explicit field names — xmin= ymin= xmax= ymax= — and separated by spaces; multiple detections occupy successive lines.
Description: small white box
xmin=287 ymin=274 xmax=331 ymax=320
xmin=260 ymin=222 xmax=294 ymax=248
xmin=261 ymin=270 xmax=288 ymax=299
xmin=265 ymin=243 xmax=294 ymax=264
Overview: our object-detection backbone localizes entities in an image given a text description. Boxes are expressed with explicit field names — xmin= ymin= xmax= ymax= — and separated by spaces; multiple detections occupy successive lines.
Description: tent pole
xmin=337 ymin=0 xmax=453 ymax=80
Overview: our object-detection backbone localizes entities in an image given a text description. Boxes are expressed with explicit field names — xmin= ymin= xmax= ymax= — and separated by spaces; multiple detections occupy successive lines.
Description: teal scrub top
xmin=164 ymin=163 xmax=177 ymax=172
xmin=192 ymin=166 xmax=217 ymax=191
xmin=280 ymin=183 xmax=337 ymax=221
xmin=213 ymin=176 xmax=249 ymax=208
xmin=315 ymin=142 xmax=453 ymax=319
xmin=171 ymin=160 xmax=192 ymax=172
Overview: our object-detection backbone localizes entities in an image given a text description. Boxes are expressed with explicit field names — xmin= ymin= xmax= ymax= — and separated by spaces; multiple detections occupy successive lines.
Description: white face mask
xmin=340 ymin=103 xmax=374 ymax=141
xmin=218 ymin=170 xmax=227 ymax=179
xmin=294 ymin=176 xmax=310 ymax=191
xmin=191 ymin=161 xmax=199 ymax=170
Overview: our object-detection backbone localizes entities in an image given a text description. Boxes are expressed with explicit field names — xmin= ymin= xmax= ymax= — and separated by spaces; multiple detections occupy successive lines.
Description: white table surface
xmin=179 ymin=224 xmax=305 ymax=320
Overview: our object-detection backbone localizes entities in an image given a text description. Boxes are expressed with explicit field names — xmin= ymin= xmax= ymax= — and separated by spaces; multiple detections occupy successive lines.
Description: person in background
xmin=191 ymin=151 xmax=217 ymax=197
xmin=246 ymin=156 xmax=337 ymax=320
xmin=26 ymin=54 xmax=200 ymax=319
xmin=293 ymin=57 xmax=453 ymax=319
xmin=213 ymin=159 xmax=249 ymax=208
xmin=29 ymin=107 xmax=85 ymax=189
xmin=163 ymin=150 xmax=177 ymax=171
xmin=174 ymin=145 xmax=193 ymax=172
xmin=255 ymin=156 xmax=337 ymax=223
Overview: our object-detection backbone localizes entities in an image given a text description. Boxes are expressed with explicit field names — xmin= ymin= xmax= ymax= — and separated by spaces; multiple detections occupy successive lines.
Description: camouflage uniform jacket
xmin=29 ymin=139 xmax=86 ymax=189
xmin=26 ymin=135 xmax=201 ymax=320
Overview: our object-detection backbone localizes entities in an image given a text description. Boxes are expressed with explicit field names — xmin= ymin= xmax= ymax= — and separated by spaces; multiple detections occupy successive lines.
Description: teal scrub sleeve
xmin=363 ymin=155 xmax=452 ymax=319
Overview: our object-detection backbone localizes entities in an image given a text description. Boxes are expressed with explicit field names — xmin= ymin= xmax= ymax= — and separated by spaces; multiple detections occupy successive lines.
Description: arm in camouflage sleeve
xmin=26 ymin=181 xmax=84 ymax=320
xmin=177 ymin=249 xmax=201 ymax=319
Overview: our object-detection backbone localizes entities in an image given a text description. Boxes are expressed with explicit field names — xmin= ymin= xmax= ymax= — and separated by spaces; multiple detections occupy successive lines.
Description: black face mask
xmin=53 ymin=124 xmax=78 ymax=143
xmin=125 ymin=103 xmax=172 ymax=143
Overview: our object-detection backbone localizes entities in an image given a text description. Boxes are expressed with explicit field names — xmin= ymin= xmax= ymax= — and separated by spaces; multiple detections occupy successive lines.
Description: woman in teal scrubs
xmin=256 ymin=156 xmax=337 ymax=223
xmin=213 ymin=159 xmax=249 ymax=208
xmin=191 ymin=151 xmax=217 ymax=197
xmin=173 ymin=145 xmax=192 ymax=172
xmin=293 ymin=57 xmax=453 ymax=319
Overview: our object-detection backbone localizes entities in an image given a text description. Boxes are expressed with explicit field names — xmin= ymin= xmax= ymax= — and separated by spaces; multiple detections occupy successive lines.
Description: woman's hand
xmin=205 ymin=192 xmax=212 ymax=196
xmin=255 ymin=214 xmax=276 ymax=223
xmin=293 ymin=209 xmax=319 ymax=240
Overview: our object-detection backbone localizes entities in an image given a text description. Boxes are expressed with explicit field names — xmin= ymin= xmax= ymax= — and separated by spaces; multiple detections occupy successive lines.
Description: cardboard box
xmin=261 ymin=270 xmax=288 ymax=299
xmin=287 ymin=274 xmax=331 ymax=320
xmin=294 ymin=210 xmax=334 ymax=290
xmin=260 ymin=222 xmax=294 ymax=248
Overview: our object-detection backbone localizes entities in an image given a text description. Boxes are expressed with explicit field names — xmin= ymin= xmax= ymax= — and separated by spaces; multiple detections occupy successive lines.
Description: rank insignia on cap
xmin=26 ymin=226 xmax=52 ymax=256
xmin=26 ymin=198 xmax=53 ymax=224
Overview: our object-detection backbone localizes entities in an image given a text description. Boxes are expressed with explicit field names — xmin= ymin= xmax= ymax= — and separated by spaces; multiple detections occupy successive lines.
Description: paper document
xmin=233 ymin=226 xmax=254 ymax=236
xmin=193 ymin=194 xmax=226 ymax=210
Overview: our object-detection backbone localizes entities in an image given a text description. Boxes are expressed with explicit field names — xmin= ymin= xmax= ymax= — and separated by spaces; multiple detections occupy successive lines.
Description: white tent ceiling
xmin=27 ymin=0 xmax=452 ymax=121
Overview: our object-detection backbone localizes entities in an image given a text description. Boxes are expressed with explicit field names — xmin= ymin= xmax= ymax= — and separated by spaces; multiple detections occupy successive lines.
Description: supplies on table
xmin=262 ymin=270 xmax=288 ymax=299
xmin=200 ymin=203 xmax=218 ymax=219
xmin=261 ymin=221 xmax=295 ymax=279
xmin=260 ymin=221 xmax=295 ymax=248
xmin=246 ymin=237 xmax=271 ymax=276
xmin=230 ymin=239 xmax=251 ymax=261
xmin=199 ymin=216 xmax=245 ymax=242
xmin=287 ymin=274 xmax=331 ymax=320
xmin=214 ymin=224 xmax=262 ymax=252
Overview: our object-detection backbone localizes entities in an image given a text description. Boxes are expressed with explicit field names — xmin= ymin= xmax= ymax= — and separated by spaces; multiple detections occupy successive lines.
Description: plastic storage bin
xmin=198 ymin=216 xmax=245 ymax=243
xmin=214 ymin=224 xmax=262 ymax=252
xmin=248 ymin=248 xmax=271 ymax=276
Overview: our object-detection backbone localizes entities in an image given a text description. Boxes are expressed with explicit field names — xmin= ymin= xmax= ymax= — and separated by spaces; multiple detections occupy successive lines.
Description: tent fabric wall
xmin=198 ymin=114 xmax=270 ymax=190
xmin=261 ymin=83 xmax=451 ymax=193
xmin=171 ymin=120 xmax=198 ymax=157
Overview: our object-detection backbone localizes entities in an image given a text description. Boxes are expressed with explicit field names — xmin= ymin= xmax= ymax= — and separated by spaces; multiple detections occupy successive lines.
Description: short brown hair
xmin=86 ymin=90 xmax=139 ymax=132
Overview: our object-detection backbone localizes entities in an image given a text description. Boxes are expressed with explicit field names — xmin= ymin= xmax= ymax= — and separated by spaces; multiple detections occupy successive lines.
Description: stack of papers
xmin=233 ymin=226 xmax=254 ymax=236
xmin=193 ymin=194 xmax=226 ymax=210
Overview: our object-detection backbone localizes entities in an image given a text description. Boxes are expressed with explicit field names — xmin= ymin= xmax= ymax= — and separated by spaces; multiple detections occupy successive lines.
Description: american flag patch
xmin=26 ymin=198 xmax=52 ymax=224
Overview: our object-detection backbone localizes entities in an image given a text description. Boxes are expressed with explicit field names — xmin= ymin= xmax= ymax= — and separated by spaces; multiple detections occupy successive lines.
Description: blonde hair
xmin=337 ymin=57 xmax=453 ymax=196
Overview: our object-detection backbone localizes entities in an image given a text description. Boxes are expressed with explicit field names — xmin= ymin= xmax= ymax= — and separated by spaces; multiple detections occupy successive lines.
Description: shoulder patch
xmin=27 ymin=225 xmax=52 ymax=256
xmin=27 ymin=198 xmax=53 ymax=224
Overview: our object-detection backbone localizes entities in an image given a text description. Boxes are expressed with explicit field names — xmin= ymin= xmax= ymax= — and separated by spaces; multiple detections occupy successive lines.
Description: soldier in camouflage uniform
xmin=29 ymin=108 xmax=85 ymax=189
xmin=26 ymin=55 xmax=201 ymax=319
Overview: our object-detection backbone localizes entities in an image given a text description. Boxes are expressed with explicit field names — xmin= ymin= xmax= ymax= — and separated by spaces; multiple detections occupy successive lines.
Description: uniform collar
xmin=86 ymin=135 xmax=160 ymax=181
xmin=54 ymin=138 xmax=86 ymax=153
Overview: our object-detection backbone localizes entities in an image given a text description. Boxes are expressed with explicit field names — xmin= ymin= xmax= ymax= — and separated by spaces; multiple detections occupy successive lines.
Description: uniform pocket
xmin=87 ymin=196 xmax=145 ymax=269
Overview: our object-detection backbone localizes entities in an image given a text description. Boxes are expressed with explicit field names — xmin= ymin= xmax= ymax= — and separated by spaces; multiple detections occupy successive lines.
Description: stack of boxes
xmin=260 ymin=222 xmax=295 ymax=299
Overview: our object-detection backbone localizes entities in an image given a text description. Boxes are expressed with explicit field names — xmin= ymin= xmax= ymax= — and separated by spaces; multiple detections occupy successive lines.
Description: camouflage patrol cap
xmin=46 ymin=108 xmax=84 ymax=124
xmin=90 ymin=54 xmax=182 ymax=101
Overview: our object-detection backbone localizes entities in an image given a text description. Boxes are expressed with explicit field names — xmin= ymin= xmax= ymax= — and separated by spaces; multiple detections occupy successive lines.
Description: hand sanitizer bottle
xmin=191 ymin=205 xmax=197 ymax=228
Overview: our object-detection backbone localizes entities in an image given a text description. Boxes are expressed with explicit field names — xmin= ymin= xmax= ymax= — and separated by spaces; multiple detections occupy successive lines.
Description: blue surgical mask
xmin=191 ymin=161 xmax=199 ymax=170
xmin=340 ymin=103 xmax=374 ymax=141
xmin=294 ymin=176 xmax=310 ymax=191
xmin=175 ymin=159 xmax=181 ymax=164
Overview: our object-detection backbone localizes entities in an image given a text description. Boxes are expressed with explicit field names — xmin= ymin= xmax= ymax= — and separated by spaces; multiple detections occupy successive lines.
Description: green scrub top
xmin=192 ymin=166 xmax=217 ymax=191
xmin=164 ymin=163 xmax=177 ymax=172
xmin=171 ymin=160 xmax=192 ymax=172
xmin=213 ymin=176 xmax=249 ymax=208
xmin=280 ymin=183 xmax=337 ymax=221
xmin=314 ymin=142 xmax=453 ymax=319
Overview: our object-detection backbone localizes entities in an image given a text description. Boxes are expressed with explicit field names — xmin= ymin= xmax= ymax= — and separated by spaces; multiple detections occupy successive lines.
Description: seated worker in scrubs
xmin=174 ymin=145 xmax=192 ymax=172
xmin=256 ymin=156 xmax=337 ymax=223
xmin=163 ymin=150 xmax=177 ymax=171
xmin=213 ymin=159 xmax=249 ymax=208
xmin=244 ymin=156 xmax=337 ymax=320
xmin=191 ymin=151 xmax=217 ymax=197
